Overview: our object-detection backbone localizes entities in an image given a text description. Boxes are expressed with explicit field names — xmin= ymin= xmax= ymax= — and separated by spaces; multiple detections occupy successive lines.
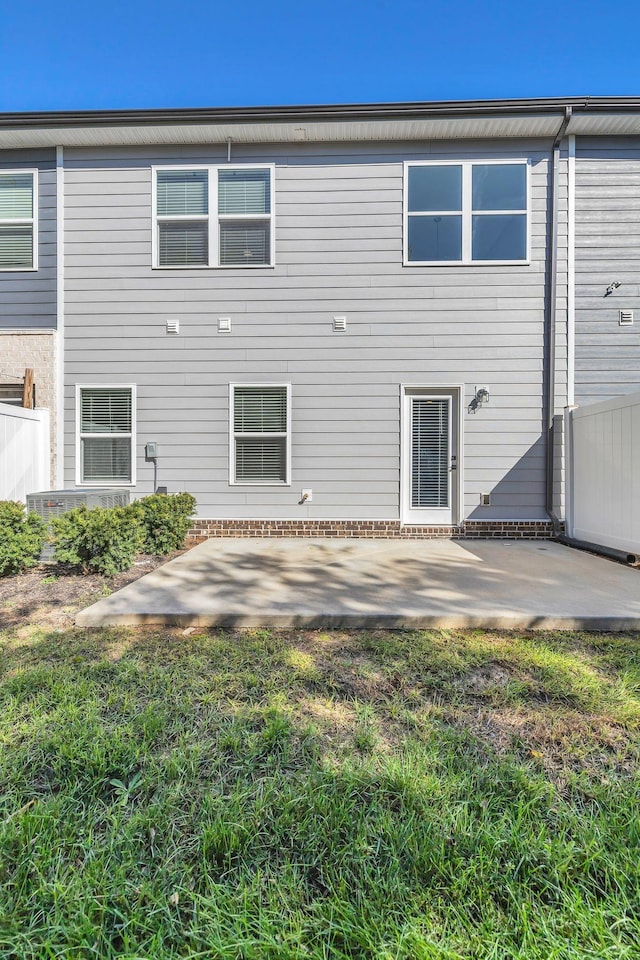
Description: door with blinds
xmin=402 ymin=391 xmax=458 ymax=524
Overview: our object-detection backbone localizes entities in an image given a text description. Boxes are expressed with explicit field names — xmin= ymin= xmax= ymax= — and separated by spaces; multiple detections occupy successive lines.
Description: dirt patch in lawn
xmin=0 ymin=552 xmax=184 ymax=631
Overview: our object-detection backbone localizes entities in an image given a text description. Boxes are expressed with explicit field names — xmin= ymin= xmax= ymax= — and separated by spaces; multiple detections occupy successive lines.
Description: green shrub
xmin=0 ymin=501 xmax=47 ymax=577
xmin=136 ymin=492 xmax=196 ymax=555
xmin=51 ymin=504 xmax=143 ymax=576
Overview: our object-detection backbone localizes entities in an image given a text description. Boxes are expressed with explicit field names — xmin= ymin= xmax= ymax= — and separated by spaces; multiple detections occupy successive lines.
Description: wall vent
xmin=480 ymin=493 xmax=491 ymax=506
xmin=218 ymin=317 xmax=232 ymax=333
xmin=333 ymin=316 xmax=347 ymax=331
xmin=166 ymin=319 xmax=180 ymax=335
xmin=619 ymin=310 xmax=634 ymax=326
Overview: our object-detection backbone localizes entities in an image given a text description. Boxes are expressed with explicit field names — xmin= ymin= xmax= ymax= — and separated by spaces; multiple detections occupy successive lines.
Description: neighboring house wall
xmin=0 ymin=149 xmax=57 ymax=486
xmin=0 ymin=150 xmax=57 ymax=328
xmin=574 ymin=137 xmax=640 ymax=404
xmin=62 ymin=139 xmax=568 ymax=522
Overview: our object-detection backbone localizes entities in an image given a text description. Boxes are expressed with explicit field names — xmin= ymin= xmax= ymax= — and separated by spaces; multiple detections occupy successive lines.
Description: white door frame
xmin=400 ymin=385 xmax=464 ymax=526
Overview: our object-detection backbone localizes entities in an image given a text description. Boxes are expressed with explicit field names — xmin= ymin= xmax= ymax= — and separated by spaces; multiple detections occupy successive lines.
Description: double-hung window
xmin=230 ymin=384 xmax=290 ymax=485
xmin=154 ymin=165 xmax=274 ymax=267
xmin=404 ymin=161 xmax=528 ymax=264
xmin=0 ymin=170 xmax=37 ymax=270
xmin=77 ymin=386 xmax=135 ymax=485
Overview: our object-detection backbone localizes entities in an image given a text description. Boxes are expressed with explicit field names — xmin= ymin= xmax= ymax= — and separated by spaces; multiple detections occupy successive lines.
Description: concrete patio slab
xmin=75 ymin=538 xmax=640 ymax=631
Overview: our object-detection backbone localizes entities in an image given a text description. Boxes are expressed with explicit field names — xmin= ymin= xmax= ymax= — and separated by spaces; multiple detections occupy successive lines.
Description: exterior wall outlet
xmin=333 ymin=316 xmax=347 ymax=331
xmin=218 ymin=317 xmax=232 ymax=333
xmin=480 ymin=493 xmax=491 ymax=506
xmin=301 ymin=488 xmax=313 ymax=502
xmin=619 ymin=310 xmax=634 ymax=326
xmin=166 ymin=319 xmax=179 ymax=335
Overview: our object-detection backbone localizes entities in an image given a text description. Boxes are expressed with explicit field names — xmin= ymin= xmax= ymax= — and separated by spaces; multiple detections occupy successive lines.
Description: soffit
xmin=0 ymin=102 xmax=638 ymax=149
xmin=566 ymin=113 xmax=640 ymax=136
xmin=0 ymin=115 xmax=572 ymax=149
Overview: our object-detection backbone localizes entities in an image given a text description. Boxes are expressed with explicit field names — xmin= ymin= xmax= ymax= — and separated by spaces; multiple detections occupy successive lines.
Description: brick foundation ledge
xmin=187 ymin=519 xmax=556 ymax=541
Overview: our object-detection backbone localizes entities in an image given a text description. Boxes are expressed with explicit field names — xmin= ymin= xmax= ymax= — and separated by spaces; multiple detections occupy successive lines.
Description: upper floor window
xmin=404 ymin=161 xmax=528 ymax=265
xmin=154 ymin=165 xmax=274 ymax=268
xmin=0 ymin=170 xmax=37 ymax=271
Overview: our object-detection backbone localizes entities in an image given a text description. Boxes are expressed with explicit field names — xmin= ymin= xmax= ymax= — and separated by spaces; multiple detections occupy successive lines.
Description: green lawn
xmin=0 ymin=626 xmax=638 ymax=959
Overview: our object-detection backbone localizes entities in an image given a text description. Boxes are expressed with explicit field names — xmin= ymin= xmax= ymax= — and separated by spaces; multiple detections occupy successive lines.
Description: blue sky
xmin=1 ymin=0 xmax=639 ymax=112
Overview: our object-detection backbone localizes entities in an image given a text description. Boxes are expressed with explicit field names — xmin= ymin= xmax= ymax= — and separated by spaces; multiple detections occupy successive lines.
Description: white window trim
xmin=0 ymin=168 xmax=38 ymax=272
xmin=229 ymin=382 xmax=292 ymax=486
xmin=152 ymin=163 xmax=275 ymax=270
xmin=403 ymin=159 xmax=530 ymax=266
xmin=75 ymin=383 xmax=137 ymax=487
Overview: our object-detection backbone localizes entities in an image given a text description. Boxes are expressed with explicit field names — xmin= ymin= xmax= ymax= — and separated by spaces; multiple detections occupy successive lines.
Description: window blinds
xmin=0 ymin=174 xmax=34 ymax=268
xmin=82 ymin=438 xmax=132 ymax=483
xmin=157 ymin=170 xmax=208 ymax=216
xmin=234 ymin=386 xmax=287 ymax=433
xmin=158 ymin=222 xmax=208 ymax=267
xmin=157 ymin=170 xmax=208 ymax=267
xmin=0 ymin=174 xmax=33 ymax=218
xmin=81 ymin=389 xmax=132 ymax=434
xmin=218 ymin=169 xmax=270 ymax=215
xmin=235 ymin=438 xmax=287 ymax=482
xmin=411 ymin=398 xmax=449 ymax=508
xmin=0 ymin=226 xmax=33 ymax=268
xmin=220 ymin=221 xmax=270 ymax=266
xmin=155 ymin=167 xmax=272 ymax=266
xmin=80 ymin=388 xmax=132 ymax=483
xmin=234 ymin=386 xmax=287 ymax=483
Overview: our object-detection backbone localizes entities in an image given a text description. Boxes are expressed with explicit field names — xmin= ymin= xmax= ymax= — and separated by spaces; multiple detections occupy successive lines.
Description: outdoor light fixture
xmin=475 ymin=386 xmax=490 ymax=406
xmin=605 ymin=281 xmax=622 ymax=296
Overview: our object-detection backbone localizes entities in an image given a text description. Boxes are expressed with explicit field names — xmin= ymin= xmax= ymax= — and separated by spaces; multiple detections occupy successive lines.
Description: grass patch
xmin=0 ymin=626 xmax=638 ymax=958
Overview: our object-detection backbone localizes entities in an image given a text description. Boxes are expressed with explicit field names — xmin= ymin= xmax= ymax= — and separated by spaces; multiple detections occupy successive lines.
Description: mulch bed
xmin=0 ymin=552 xmax=184 ymax=630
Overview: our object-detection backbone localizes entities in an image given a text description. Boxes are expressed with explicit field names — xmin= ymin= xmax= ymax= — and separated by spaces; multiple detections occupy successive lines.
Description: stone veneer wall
xmin=0 ymin=331 xmax=56 ymax=486
xmin=188 ymin=519 xmax=556 ymax=541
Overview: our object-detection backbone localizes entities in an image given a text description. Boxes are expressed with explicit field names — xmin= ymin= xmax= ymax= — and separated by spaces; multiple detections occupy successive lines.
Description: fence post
xmin=22 ymin=368 xmax=34 ymax=409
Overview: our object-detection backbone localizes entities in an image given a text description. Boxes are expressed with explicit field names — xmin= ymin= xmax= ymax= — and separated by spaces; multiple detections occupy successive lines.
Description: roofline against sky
xmin=1 ymin=96 xmax=639 ymax=129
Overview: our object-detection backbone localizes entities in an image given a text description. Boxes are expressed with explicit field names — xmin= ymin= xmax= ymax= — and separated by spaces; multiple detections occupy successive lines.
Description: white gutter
xmin=567 ymin=134 xmax=576 ymax=406
xmin=55 ymin=145 xmax=64 ymax=488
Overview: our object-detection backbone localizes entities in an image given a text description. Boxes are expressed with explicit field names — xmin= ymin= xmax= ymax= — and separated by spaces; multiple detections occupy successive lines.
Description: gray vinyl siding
xmin=0 ymin=149 xmax=57 ymax=329
xmin=575 ymin=137 xmax=640 ymax=405
xmin=63 ymin=139 xmax=566 ymax=520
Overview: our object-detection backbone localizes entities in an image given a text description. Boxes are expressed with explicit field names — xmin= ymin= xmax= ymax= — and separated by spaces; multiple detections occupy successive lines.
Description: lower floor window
xmin=78 ymin=386 xmax=134 ymax=484
xmin=231 ymin=384 xmax=290 ymax=484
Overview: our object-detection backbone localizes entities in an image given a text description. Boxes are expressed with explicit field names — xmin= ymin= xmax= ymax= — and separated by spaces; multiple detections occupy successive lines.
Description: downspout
xmin=544 ymin=106 xmax=571 ymax=533
xmin=55 ymin=145 xmax=65 ymax=489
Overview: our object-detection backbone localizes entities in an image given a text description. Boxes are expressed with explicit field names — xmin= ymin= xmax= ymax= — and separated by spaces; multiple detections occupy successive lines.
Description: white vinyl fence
xmin=565 ymin=391 xmax=640 ymax=555
xmin=0 ymin=402 xmax=50 ymax=503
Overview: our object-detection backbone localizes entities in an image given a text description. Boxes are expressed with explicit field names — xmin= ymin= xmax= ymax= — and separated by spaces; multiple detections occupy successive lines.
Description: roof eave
xmin=0 ymin=97 xmax=638 ymax=148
